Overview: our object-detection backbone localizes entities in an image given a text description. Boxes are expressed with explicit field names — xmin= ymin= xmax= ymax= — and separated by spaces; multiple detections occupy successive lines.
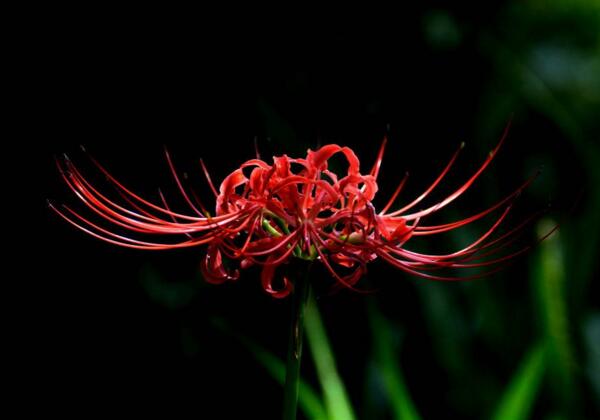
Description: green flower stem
xmin=282 ymin=265 xmax=312 ymax=420
xmin=262 ymin=214 xmax=303 ymax=257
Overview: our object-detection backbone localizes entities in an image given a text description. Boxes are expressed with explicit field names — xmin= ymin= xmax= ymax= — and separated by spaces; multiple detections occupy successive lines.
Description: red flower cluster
xmin=52 ymin=129 xmax=540 ymax=298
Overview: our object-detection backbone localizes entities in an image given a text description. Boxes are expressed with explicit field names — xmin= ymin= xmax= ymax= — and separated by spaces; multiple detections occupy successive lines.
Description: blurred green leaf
xmin=491 ymin=342 xmax=546 ymax=420
xmin=369 ymin=302 xmax=422 ymax=420
xmin=481 ymin=29 xmax=600 ymax=300
xmin=422 ymin=9 xmax=462 ymax=50
xmin=532 ymin=219 xmax=577 ymax=409
xmin=583 ymin=313 xmax=600 ymax=405
xmin=211 ymin=318 xmax=327 ymax=420
xmin=305 ymin=295 xmax=357 ymax=420
xmin=139 ymin=265 xmax=197 ymax=309
xmin=417 ymin=283 xmax=470 ymax=378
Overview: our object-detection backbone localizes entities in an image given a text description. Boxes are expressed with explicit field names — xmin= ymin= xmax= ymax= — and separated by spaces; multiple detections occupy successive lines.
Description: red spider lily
xmin=51 ymin=128 xmax=546 ymax=298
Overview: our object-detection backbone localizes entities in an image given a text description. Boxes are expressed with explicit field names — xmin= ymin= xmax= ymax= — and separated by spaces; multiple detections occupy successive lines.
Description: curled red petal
xmin=307 ymin=144 xmax=360 ymax=175
xmin=201 ymin=245 xmax=240 ymax=284
xmin=261 ymin=259 xmax=293 ymax=298
xmin=216 ymin=169 xmax=248 ymax=214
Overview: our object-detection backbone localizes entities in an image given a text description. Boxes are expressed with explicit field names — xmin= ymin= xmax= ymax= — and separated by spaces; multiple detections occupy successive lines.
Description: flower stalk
xmin=283 ymin=264 xmax=312 ymax=420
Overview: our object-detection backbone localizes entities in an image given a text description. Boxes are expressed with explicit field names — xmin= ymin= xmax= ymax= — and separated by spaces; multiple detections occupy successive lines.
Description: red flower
xmin=51 ymin=128 xmax=544 ymax=298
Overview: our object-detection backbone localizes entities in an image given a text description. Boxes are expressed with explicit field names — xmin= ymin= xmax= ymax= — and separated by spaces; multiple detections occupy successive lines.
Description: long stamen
xmin=79 ymin=151 xmax=213 ymax=222
xmin=164 ymin=147 xmax=205 ymax=217
xmin=410 ymin=170 xmax=538 ymax=235
xmin=370 ymin=136 xmax=387 ymax=180
xmin=380 ymin=172 xmax=408 ymax=215
xmin=199 ymin=158 xmax=219 ymax=198
xmin=387 ymin=142 xmax=463 ymax=216
xmin=158 ymin=188 xmax=193 ymax=239
xmin=398 ymin=122 xmax=512 ymax=219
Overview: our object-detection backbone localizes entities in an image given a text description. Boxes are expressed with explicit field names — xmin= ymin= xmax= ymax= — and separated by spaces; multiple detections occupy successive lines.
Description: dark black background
xmin=28 ymin=5 xmax=600 ymax=419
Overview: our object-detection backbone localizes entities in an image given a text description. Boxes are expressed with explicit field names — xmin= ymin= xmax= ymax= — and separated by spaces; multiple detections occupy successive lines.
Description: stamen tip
xmin=460 ymin=141 xmax=466 ymax=149
xmin=253 ymin=137 xmax=261 ymax=159
xmin=79 ymin=144 xmax=87 ymax=153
